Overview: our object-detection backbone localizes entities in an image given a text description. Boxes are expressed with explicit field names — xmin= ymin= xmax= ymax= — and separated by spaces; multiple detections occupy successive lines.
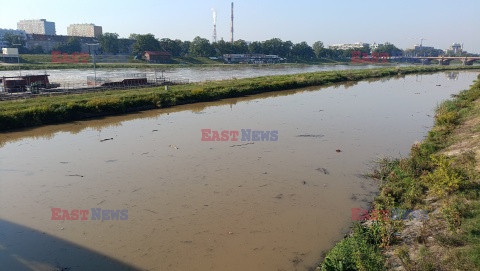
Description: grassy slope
xmin=0 ymin=54 xmax=375 ymax=70
xmin=0 ymin=66 xmax=479 ymax=132
xmin=319 ymin=74 xmax=480 ymax=270
xmin=0 ymin=54 xmax=227 ymax=70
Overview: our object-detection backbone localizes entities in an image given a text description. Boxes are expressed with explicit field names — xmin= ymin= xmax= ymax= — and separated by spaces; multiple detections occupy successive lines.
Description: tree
xmin=98 ymin=33 xmax=119 ymax=54
xmin=213 ymin=40 xmax=235 ymax=56
xmin=180 ymin=41 xmax=191 ymax=57
xmin=373 ymin=43 xmax=403 ymax=57
xmin=312 ymin=41 xmax=324 ymax=58
xmin=233 ymin=40 xmax=248 ymax=54
xmin=51 ymin=37 xmax=81 ymax=54
xmin=129 ymin=33 xmax=140 ymax=40
xmin=248 ymin=41 xmax=263 ymax=54
xmin=30 ymin=45 xmax=44 ymax=54
xmin=261 ymin=38 xmax=292 ymax=57
xmin=291 ymin=42 xmax=315 ymax=59
xmin=118 ymin=39 xmax=134 ymax=54
xmin=3 ymin=33 xmax=27 ymax=53
xmin=188 ymin=36 xmax=215 ymax=57
xmin=132 ymin=34 xmax=160 ymax=56
xmin=159 ymin=38 xmax=182 ymax=57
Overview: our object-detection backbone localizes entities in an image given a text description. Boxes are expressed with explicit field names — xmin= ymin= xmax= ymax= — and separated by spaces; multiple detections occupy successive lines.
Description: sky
xmin=1 ymin=0 xmax=479 ymax=53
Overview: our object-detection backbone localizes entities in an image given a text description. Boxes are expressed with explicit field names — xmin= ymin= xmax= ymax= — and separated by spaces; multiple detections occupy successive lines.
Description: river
xmin=0 ymin=70 xmax=476 ymax=271
xmin=0 ymin=64 xmax=409 ymax=87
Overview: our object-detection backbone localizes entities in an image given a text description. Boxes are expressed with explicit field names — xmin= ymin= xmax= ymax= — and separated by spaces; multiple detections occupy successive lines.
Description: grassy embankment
xmin=0 ymin=54 xmax=226 ymax=70
xmin=318 ymin=74 xmax=480 ymax=270
xmin=0 ymin=54 xmax=357 ymax=71
xmin=0 ymin=65 xmax=479 ymax=132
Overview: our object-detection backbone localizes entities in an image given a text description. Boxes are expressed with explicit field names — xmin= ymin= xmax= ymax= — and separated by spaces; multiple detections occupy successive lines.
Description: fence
xmin=0 ymin=77 xmax=190 ymax=101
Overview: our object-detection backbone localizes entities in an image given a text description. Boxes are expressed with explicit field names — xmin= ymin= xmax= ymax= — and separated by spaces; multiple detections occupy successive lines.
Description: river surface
xmin=0 ymin=71 xmax=477 ymax=271
xmin=0 ymin=64 xmax=409 ymax=87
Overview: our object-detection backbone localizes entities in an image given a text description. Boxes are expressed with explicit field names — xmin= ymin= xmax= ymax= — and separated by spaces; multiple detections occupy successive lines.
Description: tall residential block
xmin=67 ymin=24 xmax=102 ymax=38
xmin=17 ymin=19 xmax=56 ymax=35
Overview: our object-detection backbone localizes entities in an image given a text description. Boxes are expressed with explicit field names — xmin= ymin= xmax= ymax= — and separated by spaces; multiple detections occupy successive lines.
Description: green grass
xmin=318 ymin=73 xmax=480 ymax=270
xmin=321 ymin=223 xmax=385 ymax=271
xmin=0 ymin=65 xmax=479 ymax=132
xmin=0 ymin=54 xmax=227 ymax=70
xmin=1 ymin=54 xmax=412 ymax=70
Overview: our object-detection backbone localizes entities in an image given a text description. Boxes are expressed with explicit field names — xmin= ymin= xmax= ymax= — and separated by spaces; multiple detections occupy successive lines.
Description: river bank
xmin=318 ymin=74 xmax=480 ymax=270
xmin=0 ymin=54 xmax=345 ymax=71
xmin=1 ymin=66 xmax=479 ymax=132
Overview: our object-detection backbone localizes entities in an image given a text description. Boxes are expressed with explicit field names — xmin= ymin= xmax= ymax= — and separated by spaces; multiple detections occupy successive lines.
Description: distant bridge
xmin=401 ymin=56 xmax=480 ymax=66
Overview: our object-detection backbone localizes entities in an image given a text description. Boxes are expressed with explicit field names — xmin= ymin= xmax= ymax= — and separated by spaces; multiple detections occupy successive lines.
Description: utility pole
xmin=12 ymin=43 xmax=21 ymax=76
xmin=86 ymin=43 xmax=99 ymax=86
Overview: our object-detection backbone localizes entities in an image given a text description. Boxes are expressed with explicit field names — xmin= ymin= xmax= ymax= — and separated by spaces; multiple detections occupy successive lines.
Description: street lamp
xmin=86 ymin=43 xmax=100 ymax=86
xmin=12 ymin=43 xmax=21 ymax=76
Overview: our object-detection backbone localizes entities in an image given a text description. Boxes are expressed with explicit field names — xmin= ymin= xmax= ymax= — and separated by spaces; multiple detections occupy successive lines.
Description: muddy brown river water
xmin=0 ymin=71 xmax=477 ymax=271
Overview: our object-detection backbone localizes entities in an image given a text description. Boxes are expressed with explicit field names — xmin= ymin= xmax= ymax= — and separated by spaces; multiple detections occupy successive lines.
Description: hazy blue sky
xmin=1 ymin=0 xmax=479 ymax=52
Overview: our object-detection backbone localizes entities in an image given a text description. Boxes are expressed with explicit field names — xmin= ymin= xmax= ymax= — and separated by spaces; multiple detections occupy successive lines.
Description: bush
xmin=321 ymin=224 xmax=385 ymax=271
xmin=422 ymin=155 xmax=465 ymax=198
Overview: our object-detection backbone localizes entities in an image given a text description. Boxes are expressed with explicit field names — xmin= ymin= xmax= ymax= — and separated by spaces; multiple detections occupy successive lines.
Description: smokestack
xmin=231 ymin=2 xmax=234 ymax=43
xmin=212 ymin=8 xmax=217 ymax=43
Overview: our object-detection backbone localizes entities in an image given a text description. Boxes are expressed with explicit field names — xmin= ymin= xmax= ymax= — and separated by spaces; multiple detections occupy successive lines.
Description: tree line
xmin=4 ymin=32 xmax=444 ymax=60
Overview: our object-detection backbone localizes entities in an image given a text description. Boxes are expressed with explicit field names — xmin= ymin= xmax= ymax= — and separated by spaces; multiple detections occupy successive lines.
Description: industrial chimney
xmin=212 ymin=8 xmax=217 ymax=43
xmin=230 ymin=2 xmax=234 ymax=43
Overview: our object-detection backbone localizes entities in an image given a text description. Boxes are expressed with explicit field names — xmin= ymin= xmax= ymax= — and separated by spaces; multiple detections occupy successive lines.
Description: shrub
xmin=321 ymin=224 xmax=385 ymax=271
xmin=422 ymin=155 xmax=464 ymax=198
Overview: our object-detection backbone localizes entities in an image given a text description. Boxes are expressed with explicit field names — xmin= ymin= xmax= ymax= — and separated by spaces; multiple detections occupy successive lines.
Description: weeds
xmin=320 ymin=74 xmax=480 ymax=270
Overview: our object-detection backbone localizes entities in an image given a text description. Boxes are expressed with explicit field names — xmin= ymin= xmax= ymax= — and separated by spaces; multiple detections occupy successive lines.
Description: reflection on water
xmin=0 ymin=71 xmax=478 ymax=271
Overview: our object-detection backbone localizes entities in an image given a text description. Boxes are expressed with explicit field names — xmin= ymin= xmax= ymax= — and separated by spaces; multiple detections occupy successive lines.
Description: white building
xmin=67 ymin=24 xmax=102 ymax=38
xmin=0 ymin=28 xmax=27 ymax=48
xmin=328 ymin=42 xmax=369 ymax=50
xmin=17 ymin=19 xmax=56 ymax=35
xmin=449 ymin=43 xmax=463 ymax=54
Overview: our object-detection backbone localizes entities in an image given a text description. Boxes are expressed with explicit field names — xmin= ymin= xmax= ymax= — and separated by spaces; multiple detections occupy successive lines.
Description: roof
xmin=143 ymin=51 xmax=172 ymax=56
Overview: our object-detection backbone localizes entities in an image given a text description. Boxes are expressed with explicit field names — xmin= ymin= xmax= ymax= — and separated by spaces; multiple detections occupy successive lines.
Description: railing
xmin=0 ymin=78 xmax=190 ymax=101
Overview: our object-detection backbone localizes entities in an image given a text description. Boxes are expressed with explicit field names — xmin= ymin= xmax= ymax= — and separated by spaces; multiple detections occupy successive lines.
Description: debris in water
xmin=100 ymin=138 xmax=113 ymax=142
xmin=296 ymin=134 xmax=324 ymax=138
xmin=230 ymin=142 xmax=254 ymax=147
xmin=316 ymin=168 xmax=329 ymax=175
xmin=144 ymin=209 xmax=158 ymax=214
xmin=169 ymin=145 xmax=179 ymax=150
